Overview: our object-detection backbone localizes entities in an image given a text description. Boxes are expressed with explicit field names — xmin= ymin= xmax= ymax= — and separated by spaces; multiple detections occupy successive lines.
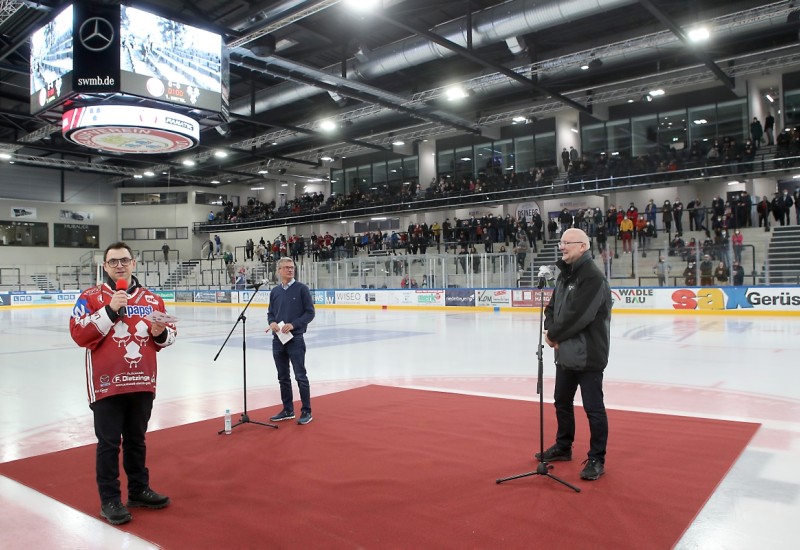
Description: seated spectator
xmin=400 ymin=274 xmax=417 ymax=288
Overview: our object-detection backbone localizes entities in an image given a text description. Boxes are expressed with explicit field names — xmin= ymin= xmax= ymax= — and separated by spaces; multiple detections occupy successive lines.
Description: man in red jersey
xmin=70 ymin=242 xmax=177 ymax=526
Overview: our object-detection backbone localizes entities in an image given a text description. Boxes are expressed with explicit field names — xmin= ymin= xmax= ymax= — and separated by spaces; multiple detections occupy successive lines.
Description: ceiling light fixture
xmin=213 ymin=150 xmax=228 ymax=158
xmin=766 ymin=94 xmax=775 ymax=103
xmin=444 ymin=85 xmax=468 ymax=101
xmin=319 ymin=119 xmax=337 ymax=131
xmin=182 ymin=159 xmax=196 ymax=167
xmin=687 ymin=27 xmax=710 ymax=42
xmin=143 ymin=170 xmax=155 ymax=177
xmin=649 ymin=89 xmax=665 ymax=97
xmin=392 ymin=140 xmax=405 ymax=146
xmin=251 ymin=186 xmax=265 ymax=190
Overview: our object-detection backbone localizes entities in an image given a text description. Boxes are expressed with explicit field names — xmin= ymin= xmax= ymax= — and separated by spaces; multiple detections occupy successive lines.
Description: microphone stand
xmin=214 ymin=282 xmax=277 ymax=433
xmin=496 ymin=273 xmax=580 ymax=492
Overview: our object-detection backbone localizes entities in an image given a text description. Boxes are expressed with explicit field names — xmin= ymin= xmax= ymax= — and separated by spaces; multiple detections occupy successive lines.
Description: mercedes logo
xmin=79 ymin=17 xmax=114 ymax=52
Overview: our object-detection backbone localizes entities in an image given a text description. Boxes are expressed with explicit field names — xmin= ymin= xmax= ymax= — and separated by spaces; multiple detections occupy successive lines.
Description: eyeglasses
xmin=558 ymin=241 xmax=585 ymax=247
xmin=280 ymin=265 xmax=295 ymax=270
xmin=105 ymin=258 xmax=133 ymax=267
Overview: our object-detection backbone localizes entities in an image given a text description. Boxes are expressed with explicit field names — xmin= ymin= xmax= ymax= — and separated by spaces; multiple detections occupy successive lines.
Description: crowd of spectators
xmin=564 ymin=135 xmax=773 ymax=190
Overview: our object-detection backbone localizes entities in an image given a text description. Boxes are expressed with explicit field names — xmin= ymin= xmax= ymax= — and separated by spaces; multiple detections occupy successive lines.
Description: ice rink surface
xmin=1 ymin=305 xmax=798 ymax=548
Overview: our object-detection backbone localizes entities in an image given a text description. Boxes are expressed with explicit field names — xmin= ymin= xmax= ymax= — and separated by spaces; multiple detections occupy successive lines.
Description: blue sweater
xmin=267 ymin=281 xmax=315 ymax=336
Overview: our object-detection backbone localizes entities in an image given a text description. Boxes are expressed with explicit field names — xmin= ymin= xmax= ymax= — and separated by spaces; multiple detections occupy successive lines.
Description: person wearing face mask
xmin=732 ymin=229 xmax=744 ymax=264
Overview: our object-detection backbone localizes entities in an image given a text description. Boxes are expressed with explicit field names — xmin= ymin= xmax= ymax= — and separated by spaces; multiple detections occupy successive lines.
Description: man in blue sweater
xmin=267 ymin=257 xmax=316 ymax=425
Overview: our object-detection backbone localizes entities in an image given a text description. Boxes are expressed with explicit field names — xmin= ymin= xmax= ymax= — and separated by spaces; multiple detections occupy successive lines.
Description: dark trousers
xmin=272 ymin=335 xmax=311 ymax=414
xmin=91 ymin=392 xmax=154 ymax=503
xmin=553 ymin=366 xmax=608 ymax=462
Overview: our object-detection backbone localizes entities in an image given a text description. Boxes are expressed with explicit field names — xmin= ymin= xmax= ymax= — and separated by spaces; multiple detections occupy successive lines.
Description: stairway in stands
xmin=163 ymin=260 xmax=200 ymax=288
xmin=765 ymin=225 xmax=800 ymax=284
xmin=518 ymin=240 xmax=560 ymax=287
xmin=31 ymin=273 xmax=58 ymax=291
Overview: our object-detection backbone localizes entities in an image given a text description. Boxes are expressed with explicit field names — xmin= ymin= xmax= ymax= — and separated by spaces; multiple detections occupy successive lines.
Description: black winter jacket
xmin=544 ymin=252 xmax=612 ymax=371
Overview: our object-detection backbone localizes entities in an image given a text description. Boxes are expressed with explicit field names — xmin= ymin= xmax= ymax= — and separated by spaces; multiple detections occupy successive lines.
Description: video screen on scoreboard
xmin=29 ymin=4 xmax=74 ymax=113
xmin=120 ymin=6 xmax=223 ymax=113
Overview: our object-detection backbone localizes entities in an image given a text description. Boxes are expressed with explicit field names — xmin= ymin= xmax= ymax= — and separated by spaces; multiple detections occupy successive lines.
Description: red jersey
xmin=69 ymin=278 xmax=177 ymax=404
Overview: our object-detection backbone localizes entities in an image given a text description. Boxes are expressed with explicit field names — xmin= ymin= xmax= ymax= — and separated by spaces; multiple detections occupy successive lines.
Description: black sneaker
xmin=534 ymin=444 xmax=572 ymax=462
xmin=297 ymin=411 xmax=313 ymax=425
xmin=100 ymin=500 xmax=132 ymax=525
xmin=270 ymin=410 xmax=295 ymax=422
xmin=127 ymin=487 xmax=170 ymax=509
xmin=580 ymin=458 xmax=605 ymax=480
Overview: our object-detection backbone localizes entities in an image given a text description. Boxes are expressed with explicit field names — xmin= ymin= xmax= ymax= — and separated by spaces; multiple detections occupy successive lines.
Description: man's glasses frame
xmin=105 ymin=258 xmax=133 ymax=267
xmin=558 ymin=241 xmax=585 ymax=247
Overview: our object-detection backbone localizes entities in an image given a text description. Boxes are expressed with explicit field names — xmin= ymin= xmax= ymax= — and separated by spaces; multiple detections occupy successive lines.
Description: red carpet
xmin=0 ymin=385 xmax=758 ymax=549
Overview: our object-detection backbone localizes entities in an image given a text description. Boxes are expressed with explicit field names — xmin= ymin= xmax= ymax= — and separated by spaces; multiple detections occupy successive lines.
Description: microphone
xmin=115 ymin=278 xmax=128 ymax=315
xmin=247 ymin=279 xmax=268 ymax=289
xmin=537 ymin=265 xmax=555 ymax=289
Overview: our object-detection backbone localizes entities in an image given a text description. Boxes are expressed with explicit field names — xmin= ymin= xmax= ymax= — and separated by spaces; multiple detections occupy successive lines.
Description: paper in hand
xmin=276 ymin=321 xmax=294 ymax=345
xmin=146 ymin=311 xmax=179 ymax=324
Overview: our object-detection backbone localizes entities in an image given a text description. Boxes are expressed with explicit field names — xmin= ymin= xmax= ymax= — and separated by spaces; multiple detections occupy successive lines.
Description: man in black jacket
xmin=535 ymin=228 xmax=612 ymax=480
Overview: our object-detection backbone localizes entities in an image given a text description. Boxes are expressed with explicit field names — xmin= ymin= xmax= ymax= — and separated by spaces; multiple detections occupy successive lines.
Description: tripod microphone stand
xmin=215 ymin=282 xmax=277 ymax=433
xmin=496 ymin=270 xmax=580 ymax=492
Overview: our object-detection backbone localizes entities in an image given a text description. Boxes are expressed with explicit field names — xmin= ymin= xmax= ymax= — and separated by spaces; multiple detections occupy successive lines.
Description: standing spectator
xmin=619 ymin=215 xmax=634 ymax=254
xmin=699 ymin=254 xmax=714 ymax=286
xmin=514 ymin=230 xmax=530 ymax=270
xmin=714 ymin=261 xmax=730 ymax=285
xmin=732 ymin=260 xmax=745 ymax=286
xmin=205 ymin=238 xmax=214 ymax=260
xmin=693 ymin=198 xmax=707 ymax=234
xmin=161 ymin=242 xmax=169 ymax=263
xmin=245 ymin=238 xmax=254 ymax=261
xmin=661 ymin=200 xmax=673 ymax=235
xmin=267 ymin=257 xmax=316 ymax=425
xmin=765 ymin=112 xmax=775 ymax=145
xmin=777 ymin=189 xmax=793 ymax=226
xmin=683 ymin=260 xmax=697 ymax=286
xmin=208 ymin=210 xmax=215 ymax=222
xmin=750 ymin=117 xmax=764 ymax=148
xmin=69 ymin=242 xmax=177 ymax=525
xmin=644 ymin=199 xmax=658 ymax=236
xmin=653 ymin=255 xmax=671 ymax=286
xmin=538 ymin=228 xmax=612 ymax=481
xmin=561 ymin=148 xmax=570 ymax=171
xmin=673 ymin=198 xmax=684 ymax=235
xmin=214 ymin=234 xmax=222 ymax=255
xmin=234 ymin=267 xmax=246 ymax=290
xmin=757 ymin=195 xmax=771 ymax=231
xmin=569 ymin=146 xmax=579 ymax=166
xmin=794 ymin=188 xmax=800 ymax=225
xmin=731 ymin=229 xmax=744 ymax=264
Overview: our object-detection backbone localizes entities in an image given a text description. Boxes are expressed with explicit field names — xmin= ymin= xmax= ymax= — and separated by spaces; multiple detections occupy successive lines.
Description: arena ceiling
xmin=0 ymin=0 xmax=798 ymax=189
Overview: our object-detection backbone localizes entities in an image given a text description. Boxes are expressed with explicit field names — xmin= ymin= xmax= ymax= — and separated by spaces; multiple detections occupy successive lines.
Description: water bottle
xmin=224 ymin=409 xmax=232 ymax=435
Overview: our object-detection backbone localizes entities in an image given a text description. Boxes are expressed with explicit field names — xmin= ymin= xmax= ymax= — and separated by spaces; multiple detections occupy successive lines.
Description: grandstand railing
xmin=192 ymin=152 xmax=800 ymax=235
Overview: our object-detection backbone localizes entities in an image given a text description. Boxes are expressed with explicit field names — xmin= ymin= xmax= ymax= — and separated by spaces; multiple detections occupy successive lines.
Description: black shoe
xmin=101 ymin=500 xmax=132 ymax=525
xmin=270 ymin=410 xmax=295 ymax=422
xmin=580 ymin=458 xmax=605 ymax=480
xmin=534 ymin=444 xmax=572 ymax=462
xmin=127 ymin=487 xmax=170 ymax=509
xmin=297 ymin=411 xmax=313 ymax=425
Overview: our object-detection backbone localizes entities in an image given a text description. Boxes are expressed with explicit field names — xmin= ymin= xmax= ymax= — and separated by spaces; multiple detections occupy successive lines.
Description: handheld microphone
xmin=115 ymin=278 xmax=128 ymax=315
